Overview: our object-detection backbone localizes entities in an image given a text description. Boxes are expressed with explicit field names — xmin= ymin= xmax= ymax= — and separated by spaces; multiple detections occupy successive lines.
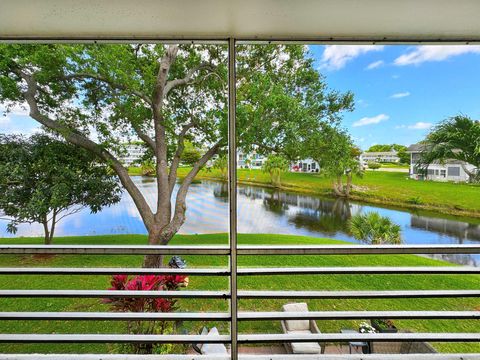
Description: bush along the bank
xmin=103 ymin=274 xmax=188 ymax=354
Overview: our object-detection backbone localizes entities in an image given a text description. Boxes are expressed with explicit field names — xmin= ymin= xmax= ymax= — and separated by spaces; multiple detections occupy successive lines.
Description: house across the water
xmin=407 ymin=143 xmax=476 ymax=182
xmin=291 ymin=158 xmax=320 ymax=173
xmin=360 ymin=151 xmax=400 ymax=165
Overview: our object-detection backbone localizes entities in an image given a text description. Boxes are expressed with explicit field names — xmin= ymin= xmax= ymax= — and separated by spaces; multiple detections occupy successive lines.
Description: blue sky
xmin=309 ymin=45 xmax=480 ymax=149
xmin=1 ymin=45 xmax=480 ymax=150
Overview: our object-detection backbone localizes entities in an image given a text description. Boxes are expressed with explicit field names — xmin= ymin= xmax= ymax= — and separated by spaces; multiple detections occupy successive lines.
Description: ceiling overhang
xmin=1 ymin=0 xmax=480 ymax=42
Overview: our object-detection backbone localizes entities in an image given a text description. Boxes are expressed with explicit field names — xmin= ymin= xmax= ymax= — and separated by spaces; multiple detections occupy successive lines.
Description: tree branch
xmin=59 ymin=71 xmax=157 ymax=152
xmin=168 ymin=122 xmax=195 ymax=195
xmin=164 ymin=63 xmax=216 ymax=96
xmin=15 ymin=69 xmax=155 ymax=230
xmin=62 ymin=73 xmax=152 ymax=106
xmin=131 ymin=123 xmax=156 ymax=151
xmin=160 ymin=141 xmax=223 ymax=240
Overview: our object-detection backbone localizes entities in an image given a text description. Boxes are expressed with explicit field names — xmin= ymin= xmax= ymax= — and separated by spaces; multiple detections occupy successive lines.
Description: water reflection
xmin=1 ymin=177 xmax=479 ymax=266
xmin=411 ymin=216 xmax=480 ymax=242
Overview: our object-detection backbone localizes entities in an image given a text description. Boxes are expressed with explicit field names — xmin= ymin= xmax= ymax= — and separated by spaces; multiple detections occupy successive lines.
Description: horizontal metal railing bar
xmin=238 ymin=310 xmax=480 ymax=320
xmin=0 ymin=290 xmax=229 ymax=299
xmin=1 ymin=290 xmax=478 ymax=299
xmin=1 ymin=355 xmax=479 ymax=360
xmin=237 ymin=266 xmax=480 ymax=275
xmin=0 ymin=310 xmax=477 ymax=321
xmin=0 ymin=333 xmax=478 ymax=344
xmin=1 ymin=244 xmax=479 ymax=255
xmin=1 ymin=290 xmax=477 ymax=299
xmin=1 ymin=355 xmax=480 ymax=360
xmin=236 ymin=244 xmax=480 ymax=255
xmin=0 ymin=268 xmax=230 ymax=276
xmin=238 ymin=333 xmax=480 ymax=343
xmin=238 ymin=290 xmax=480 ymax=299
xmin=0 ymin=334 xmax=230 ymax=344
xmin=1 ymin=266 xmax=477 ymax=276
xmin=0 ymin=312 xmax=231 ymax=321
xmin=0 ymin=245 xmax=230 ymax=255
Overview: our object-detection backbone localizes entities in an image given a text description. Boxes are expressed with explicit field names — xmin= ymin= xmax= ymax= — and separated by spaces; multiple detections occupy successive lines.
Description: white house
xmin=120 ymin=144 xmax=146 ymax=166
xmin=291 ymin=158 xmax=320 ymax=173
xmin=237 ymin=151 xmax=266 ymax=169
xmin=407 ymin=143 xmax=477 ymax=182
xmin=360 ymin=151 xmax=400 ymax=165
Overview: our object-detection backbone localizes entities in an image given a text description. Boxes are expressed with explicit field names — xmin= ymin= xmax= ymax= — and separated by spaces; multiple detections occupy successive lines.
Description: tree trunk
xmin=332 ymin=176 xmax=345 ymax=197
xmin=461 ymin=163 xmax=478 ymax=183
xmin=42 ymin=220 xmax=51 ymax=245
xmin=142 ymin=228 xmax=173 ymax=268
xmin=345 ymin=173 xmax=353 ymax=198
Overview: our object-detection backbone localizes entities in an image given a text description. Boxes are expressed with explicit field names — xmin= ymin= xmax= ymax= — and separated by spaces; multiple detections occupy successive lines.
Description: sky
xmin=309 ymin=45 xmax=480 ymax=149
xmin=1 ymin=45 xmax=480 ymax=150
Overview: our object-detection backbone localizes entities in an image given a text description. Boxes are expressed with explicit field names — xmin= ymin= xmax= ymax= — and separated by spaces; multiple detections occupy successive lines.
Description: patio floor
xmin=188 ymin=344 xmax=359 ymax=355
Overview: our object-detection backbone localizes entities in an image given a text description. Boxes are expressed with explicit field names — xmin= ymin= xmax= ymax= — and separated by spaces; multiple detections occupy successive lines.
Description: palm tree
xmin=421 ymin=115 xmax=480 ymax=182
xmin=213 ymin=154 xmax=228 ymax=181
xmin=349 ymin=212 xmax=402 ymax=245
xmin=262 ymin=155 xmax=289 ymax=187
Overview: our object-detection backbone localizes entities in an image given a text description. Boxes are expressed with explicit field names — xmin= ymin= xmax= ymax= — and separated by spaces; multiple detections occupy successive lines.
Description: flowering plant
xmin=359 ymin=322 xmax=377 ymax=334
xmin=103 ymin=274 xmax=188 ymax=354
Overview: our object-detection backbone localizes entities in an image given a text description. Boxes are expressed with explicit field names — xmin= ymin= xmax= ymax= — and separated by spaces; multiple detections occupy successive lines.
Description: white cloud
xmin=390 ymin=91 xmax=410 ymax=99
xmin=392 ymin=75 xmax=400 ymax=79
xmin=408 ymin=122 xmax=433 ymax=130
xmin=320 ymin=45 xmax=384 ymax=70
xmin=353 ymin=114 xmax=389 ymax=127
xmin=395 ymin=124 xmax=406 ymax=129
xmin=0 ymin=115 xmax=11 ymax=126
xmin=394 ymin=45 xmax=480 ymax=66
xmin=0 ymin=103 xmax=29 ymax=117
xmin=366 ymin=60 xmax=384 ymax=70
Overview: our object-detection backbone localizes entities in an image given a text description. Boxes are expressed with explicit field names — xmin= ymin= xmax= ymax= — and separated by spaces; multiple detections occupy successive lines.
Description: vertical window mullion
xmin=228 ymin=37 xmax=238 ymax=360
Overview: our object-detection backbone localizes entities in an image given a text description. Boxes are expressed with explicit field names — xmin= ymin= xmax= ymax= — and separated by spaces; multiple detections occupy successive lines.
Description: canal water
xmin=2 ymin=177 xmax=479 ymax=265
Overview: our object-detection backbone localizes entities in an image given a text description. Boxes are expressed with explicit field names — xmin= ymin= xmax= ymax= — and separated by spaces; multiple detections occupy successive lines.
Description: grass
xmin=0 ymin=233 xmax=479 ymax=354
xmin=378 ymin=163 xmax=410 ymax=169
xmin=173 ymin=167 xmax=480 ymax=218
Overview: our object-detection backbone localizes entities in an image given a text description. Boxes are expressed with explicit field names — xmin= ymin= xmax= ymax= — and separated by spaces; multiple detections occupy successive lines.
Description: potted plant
xmin=370 ymin=319 xmax=398 ymax=333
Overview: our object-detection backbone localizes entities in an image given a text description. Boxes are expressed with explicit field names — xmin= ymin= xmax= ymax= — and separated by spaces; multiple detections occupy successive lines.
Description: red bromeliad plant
xmin=103 ymin=274 xmax=188 ymax=354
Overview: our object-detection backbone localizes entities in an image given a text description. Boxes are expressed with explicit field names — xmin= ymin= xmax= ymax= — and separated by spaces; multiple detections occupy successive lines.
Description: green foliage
xmin=349 ymin=212 xmax=402 ymax=245
xmin=180 ymin=142 xmax=202 ymax=166
xmin=235 ymin=44 xmax=354 ymax=160
xmin=213 ymin=154 xmax=228 ymax=181
xmin=0 ymin=134 xmax=121 ymax=244
xmin=261 ymin=155 xmax=289 ymax=187
xmin=397 ymin=148 xmax=410 ymax=164
xmin=407 ymin=196 xmax=423 ymax=205
xmin=306 ymin=126 xmax=363 ymax=197
xmin=0 ymin=43 xmax=354 ymax=247
xmin=367 ymin=161 xmax=381 ymax=170
xmin=421 ymin=115 xmax=480 ymax=182
xmin=367 ymin=144 xmax=407 ymax=152
xmin=140 ymin=159 xmax=156 ymax=176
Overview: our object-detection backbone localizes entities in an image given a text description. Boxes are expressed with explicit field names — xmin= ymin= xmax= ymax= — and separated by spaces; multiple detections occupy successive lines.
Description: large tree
xmin=0 ymin=134 xmax=121 ymax=244
xmin=0 ymin=44 xmax=353 ymax=266
xmin=420 ymin=115 xmax=480 ymax=182
xmin=307 ymin=125 xmax=363 ymax=198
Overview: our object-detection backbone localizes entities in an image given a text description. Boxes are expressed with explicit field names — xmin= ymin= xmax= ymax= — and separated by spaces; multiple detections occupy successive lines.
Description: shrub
xmin=348 ymin=212 xmax=402 ymax=245
xmin=367 ymin=161 xmax=381 ymax=170
xmin=407 ymin=196 xmax=423 ymax=205
xmin=103 ymin=274 xmax=188 ymax=354
xmin=262 ymin=155 xmax=289 ymax=187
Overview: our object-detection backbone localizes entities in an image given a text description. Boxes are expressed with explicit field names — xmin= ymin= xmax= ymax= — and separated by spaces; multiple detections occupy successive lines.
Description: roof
xmin=1 ymin=0 xmax=480 ymax=41
xmin=407 ymin=143 xmax=428 ymax=153
xmin=362 ymin=151 xmax=398 ymax=156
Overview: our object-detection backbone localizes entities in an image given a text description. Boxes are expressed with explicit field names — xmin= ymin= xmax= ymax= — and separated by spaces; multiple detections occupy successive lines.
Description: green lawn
xmin=174 ymin=168 xmax=480 ymax=218
xmin=0 ymin=234 xmax=478 ymax=354
xmin=378 ymin=163 xmax=410 ymax=169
